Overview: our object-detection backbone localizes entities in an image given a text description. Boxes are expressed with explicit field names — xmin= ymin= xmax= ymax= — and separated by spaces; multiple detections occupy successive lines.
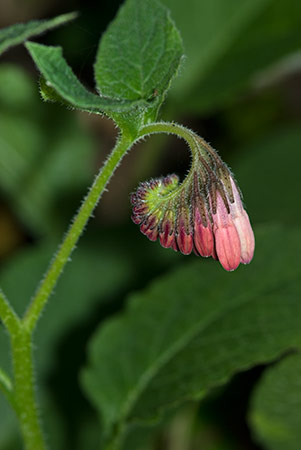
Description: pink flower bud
xmin=229 ymin=178 xmax=255 ymax=264
xmin=159 ymin=210 xmax=175 ymax=249
xmin=176 ymin=214 xmax=193 ymax=255
xmin=212 ymin=192 xmax=241 ymax=271
xmin=193 ymin=206 xmax=214 ymax=257
xmin=140 ymin=214 xmax=160 ymax=241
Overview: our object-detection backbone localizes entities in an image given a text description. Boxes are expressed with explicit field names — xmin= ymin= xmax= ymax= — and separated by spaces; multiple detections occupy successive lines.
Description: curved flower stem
xmin=22 ymin=131 xmax=134 ymax=333
xmin=138 ymin=121 xmax=200 ymax=157
xmin=138 ymin=122 xmax=204 ymax=200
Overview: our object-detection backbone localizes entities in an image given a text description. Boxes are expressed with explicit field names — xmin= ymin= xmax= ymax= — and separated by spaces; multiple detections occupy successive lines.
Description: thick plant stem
xmin=11 ymin=328 xmax=45 ymax=450
xmin=22 ymin=131 xmax=134 ymax=333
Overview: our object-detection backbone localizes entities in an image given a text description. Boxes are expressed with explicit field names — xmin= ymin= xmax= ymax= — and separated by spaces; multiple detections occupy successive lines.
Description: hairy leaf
xmin=94 ymin=0 xmax=183 ymax=122
xmin=26 ymin=42 xmax=149 ymax=115
xmin=250 ymin=353 xmax=301 ymax=450
xmin=81 ymin=224 xmax=301 ymax=448
xmin=0 ymin=13 xmax=77 ymax=55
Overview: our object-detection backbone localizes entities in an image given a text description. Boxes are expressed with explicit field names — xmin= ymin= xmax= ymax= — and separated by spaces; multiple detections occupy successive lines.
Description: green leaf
xmin=249 ymin=353 xmax=301 ymax=450
xmin=94 ymin=0 xmax=183 ymax=122
xmin=26 ymin=1 xmax=183 ymax=133
xmin=26 ymin=42 xmax=151 ymax=116
xmin=81 ymin=224 xmax=301 ymax=448
xmin=163 ymin=0 xmax=301 ymax=113
xmin=232 ymin=125 xmax=301 ymax=225
xmin=0 ymin=12 xmax=77 ymax=56
xmin=39 ymin=75 xmax=71 ymax=106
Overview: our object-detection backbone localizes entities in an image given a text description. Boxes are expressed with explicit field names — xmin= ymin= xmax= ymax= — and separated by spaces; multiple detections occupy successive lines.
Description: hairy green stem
xmin=0 ymin=121 xmax=194 ymax=450
xmin=138 ymin=122 xmax=202 ymax=200
xmin=11 ymin=328 xmax=45 ymax=450
xmin=23 ymin=131 xmax=134 ymax=333
xmin=139 ymin=122 xmax=200 ymax=157
xmin=0 ymin=130 xmax=134 ymax=450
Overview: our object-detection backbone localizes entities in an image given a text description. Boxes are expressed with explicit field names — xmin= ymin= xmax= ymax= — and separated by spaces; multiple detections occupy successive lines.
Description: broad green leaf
xmin=94 ymin=0 xmax=183 ymax=122
xmin=0 ymin=13 xmax=77 ymax=56
xmin=26 ymin=42 xmax=151 ymax=116
xmin=163 ymin=0 xmax=301 ymax=113
xmin=81 ymin=224 xmax=301 ymax=448
xmin=232 ymin=125 xmax=301 ymax=225
xmin=249 ymin=353 xmax=301 ymax=450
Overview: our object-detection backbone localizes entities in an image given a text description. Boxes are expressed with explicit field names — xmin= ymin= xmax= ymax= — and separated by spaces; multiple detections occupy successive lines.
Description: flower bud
xmin=159 ymin=209 xmax=176 ymax=248
xmin=211 ymin=191 xmax=241 ymax=271
xmin=193 ymin=206 xmax=214 ymax=257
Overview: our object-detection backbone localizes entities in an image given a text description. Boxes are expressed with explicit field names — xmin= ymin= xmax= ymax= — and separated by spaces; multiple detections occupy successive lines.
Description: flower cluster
xmin=131 ymin=135 xmax=254 ymax=271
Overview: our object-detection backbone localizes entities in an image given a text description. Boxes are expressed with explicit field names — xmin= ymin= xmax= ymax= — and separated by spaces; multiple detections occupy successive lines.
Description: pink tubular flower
xmin=211 ymin=191 xmax=241 ymax=271
xmin=193 ymin=206 xmax=215 ymax=258
xmin=130 ymin=134 xmax=255 ymax=272
xmin=228 ymin=177 xmax=255 ymax=264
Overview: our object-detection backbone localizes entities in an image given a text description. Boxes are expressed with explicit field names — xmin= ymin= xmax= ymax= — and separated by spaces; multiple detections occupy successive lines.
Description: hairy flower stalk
xmin=132 ymin=125 xmax=255 ymax=271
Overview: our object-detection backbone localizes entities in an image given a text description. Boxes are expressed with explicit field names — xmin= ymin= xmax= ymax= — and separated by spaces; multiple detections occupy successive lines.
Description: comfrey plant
xmin=0 ymin=1 xmax=255 ymax=449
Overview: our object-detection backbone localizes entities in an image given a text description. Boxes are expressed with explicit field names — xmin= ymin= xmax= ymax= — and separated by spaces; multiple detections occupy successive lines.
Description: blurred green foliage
xmin=0 ymin=63 xmax=95 ymax=236
xmin=0 ymin=0 xmax=300 ymax=449
xmin=163 ymin=0 xmax=301 ymax=114
xmin=0 ymin=13 xmax=77 ymax=56
xmin=250 ymin=353 xmax=301 ymax=450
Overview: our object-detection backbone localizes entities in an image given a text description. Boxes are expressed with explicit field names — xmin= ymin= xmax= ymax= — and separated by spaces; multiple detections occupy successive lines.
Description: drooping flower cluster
xmin=131 ymin=134 xmax=254 ymax=271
